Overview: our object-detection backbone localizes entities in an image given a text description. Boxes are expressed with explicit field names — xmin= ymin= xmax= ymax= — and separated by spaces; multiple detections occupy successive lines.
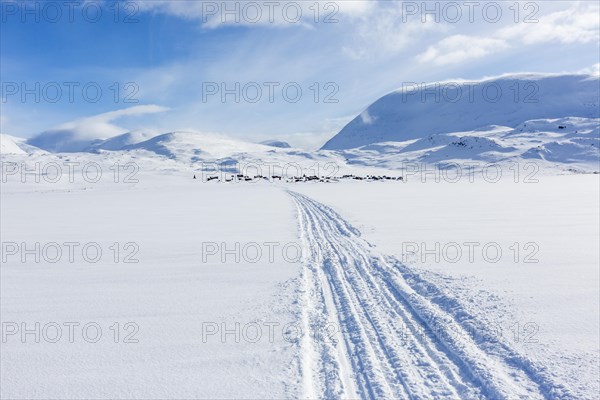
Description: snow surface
xmin=1 ymin=170 xmax=301 ymax=399
xmin=292 ymin=175 xmax=599 ymax=399
xmin=1 ymin=150 xmax=598 ymax=398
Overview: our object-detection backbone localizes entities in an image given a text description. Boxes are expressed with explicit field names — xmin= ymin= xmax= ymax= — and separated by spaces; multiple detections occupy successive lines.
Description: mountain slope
xmin=87 ymin=131 xmax=159 ymax=152
xmin=26 ymin=129 xmax=105 ymax=153
xmin=1 ymin=134 xmax=45 ymax=155
xmin=1 ymin=134 xmax=27 ymax=155
xmin=322 ymin=73 xmax=600 ymax=150
xmin=123 ymin=131 xmax=273 ymax=161
xmin=338 ymin=117 xmax=599 ymax=171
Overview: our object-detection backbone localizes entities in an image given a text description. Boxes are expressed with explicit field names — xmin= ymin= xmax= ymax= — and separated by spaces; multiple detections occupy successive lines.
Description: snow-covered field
xmin=1 ymin=169 xmax=303 ymax=398
xmin=1 ymin=155 xmax=598 ymax=398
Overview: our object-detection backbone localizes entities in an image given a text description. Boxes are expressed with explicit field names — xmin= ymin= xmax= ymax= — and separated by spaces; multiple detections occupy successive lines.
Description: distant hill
xmin=322 ymin=73 xmax=600 ymax=150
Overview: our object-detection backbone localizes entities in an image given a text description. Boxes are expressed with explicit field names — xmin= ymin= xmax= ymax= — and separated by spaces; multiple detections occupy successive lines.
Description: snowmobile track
xmin=288 ymin=190 xmax=572 ymax=400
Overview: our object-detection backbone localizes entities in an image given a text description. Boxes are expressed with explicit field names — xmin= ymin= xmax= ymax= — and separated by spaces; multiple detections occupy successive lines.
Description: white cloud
xmin=417 ymin=35 xmax=508 ymax=66
xmin=497 ymin=3 xmax=600 ymax=45
xmin=53 ymin=105 xmax=169 ymax=139
xmin=334 ymin=0 xmax=377 ymax=18
xmin=416 ymin=2 xmax=599 ymax=66
xmin=26 ymin=105 xmax=170 ymax=152
xmin=341 ymin=2 xmax=446 ymax=60
xmin=136 ymin=0 xmax=376 ymax=29
xmin=578 ymin=63 xmax=600 ymax=77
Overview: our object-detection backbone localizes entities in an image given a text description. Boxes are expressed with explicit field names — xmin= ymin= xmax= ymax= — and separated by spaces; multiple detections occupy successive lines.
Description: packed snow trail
xmin=288 ymin=191 xmax=572 ymax=400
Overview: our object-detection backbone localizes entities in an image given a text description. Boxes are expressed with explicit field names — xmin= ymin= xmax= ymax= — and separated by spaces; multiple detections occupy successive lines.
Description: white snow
xmin=122 ymin=131 xmax=273 ymax=161
xmin=0 ymin=134 xmax=27 ymax=155
xmin=291 ymin=174 xmax=600 ymax=399
xmin=338 ymin=117 xmax=600 ymax=173
xmin=1 ymin=150 xmax=598 ymax=398
xmin=1 ymin=171 xmax=303 ymax=399
xmin=87 ymin=131 xmax=160 ymax=152
xmin=0 ymin=134 xmax=45 ymax=155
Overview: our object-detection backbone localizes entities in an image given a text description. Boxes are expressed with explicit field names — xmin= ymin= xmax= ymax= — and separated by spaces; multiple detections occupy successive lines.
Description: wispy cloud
xmin=417 ymin=35 xmax=508 ymax=66
xmin=580 ymin=63 xmax=600 ymax=77
xmin=416 ymin=2 xmax=599 ymax=66
xmin=341 ymin=2 xmax=446 ymax=60
xmin=137 ymin=0 xmax=375 ymax=29
xmin=50 ymin=105 xmax=169 ymax=139
xmin=497 ymin=3 xmax=600 ymax=45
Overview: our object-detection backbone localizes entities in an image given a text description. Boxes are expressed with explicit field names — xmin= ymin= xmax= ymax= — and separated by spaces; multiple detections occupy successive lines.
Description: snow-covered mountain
xmin=115 ymin=131 xmax=349 ymax=174
xmin=1 ymin=135 xmax=27 ymax=155
xmin=338 ymin=117 xmax=599 ymax=171
xmin=5 ymin=119 xmax=598 ymax=174
xmin=26 ymin=129 xmax=105 ymax=153
xmin=121 ymin=131 xmax=272 ymax=161
xmin=86 ymin=131 xmax=159 ymax=152
xmin=7 ymin=73 xmax=598 ymax=173
xmin=322 ymin=73 xmax=600 ymax=150
xmin=0 ymin=134 xmax=45 ymax=155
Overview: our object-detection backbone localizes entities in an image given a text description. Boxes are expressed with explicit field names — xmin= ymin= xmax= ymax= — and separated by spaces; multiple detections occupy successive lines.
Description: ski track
xmin=288 ymin=190 xmax=573 ymax=400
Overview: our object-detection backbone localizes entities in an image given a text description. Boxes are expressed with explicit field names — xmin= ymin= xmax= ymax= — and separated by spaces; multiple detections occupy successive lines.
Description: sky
xmin=1 ymin=0 xmax=599 ymax=149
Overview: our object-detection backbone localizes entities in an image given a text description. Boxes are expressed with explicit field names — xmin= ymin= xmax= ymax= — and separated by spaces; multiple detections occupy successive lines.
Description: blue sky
xmin=1 ymin=0 xmax=599 ymax=148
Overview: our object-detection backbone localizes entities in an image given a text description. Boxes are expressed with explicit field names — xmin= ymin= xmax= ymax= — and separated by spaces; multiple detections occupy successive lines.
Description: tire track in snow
xmin=289 ymin=190 xmax=571 ymax=400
